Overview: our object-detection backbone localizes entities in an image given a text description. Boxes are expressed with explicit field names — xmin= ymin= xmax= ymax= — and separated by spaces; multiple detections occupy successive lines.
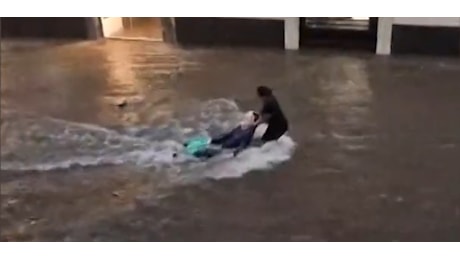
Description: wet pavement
xmin=1 ymin=39 xmax=460 ymax=241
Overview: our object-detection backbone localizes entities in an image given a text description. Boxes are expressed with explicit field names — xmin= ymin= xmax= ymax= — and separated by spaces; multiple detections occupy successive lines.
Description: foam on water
xmin=202 ymin=133 xmax=296 ymax=179
xmin=1 ymin=99 xmax=296 ymax=180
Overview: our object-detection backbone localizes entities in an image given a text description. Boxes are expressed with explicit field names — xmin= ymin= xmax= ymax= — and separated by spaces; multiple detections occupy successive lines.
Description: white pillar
xmin=284 ymin=18 xmax=300 ymax=50
xmin=376 ymin=17 xmax=393 ymax=55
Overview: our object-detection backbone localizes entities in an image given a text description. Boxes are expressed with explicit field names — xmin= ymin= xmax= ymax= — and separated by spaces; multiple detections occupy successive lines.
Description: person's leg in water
xmin=211 ymin=128 xmax=238 ymax=145
xmin=194 ymin=148 xmax=221 ymax=158
xmin=186 ymin=129 xmax=238 ymax=159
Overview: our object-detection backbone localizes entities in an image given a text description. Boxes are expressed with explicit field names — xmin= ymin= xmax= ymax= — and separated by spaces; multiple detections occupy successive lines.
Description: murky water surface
xmin=1 ymin=40 xmax=460 ymax=241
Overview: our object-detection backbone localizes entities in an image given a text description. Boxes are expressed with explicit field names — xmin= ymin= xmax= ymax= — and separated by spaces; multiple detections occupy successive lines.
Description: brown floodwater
xmin=1 ymin=39 xmax=460 ymax=241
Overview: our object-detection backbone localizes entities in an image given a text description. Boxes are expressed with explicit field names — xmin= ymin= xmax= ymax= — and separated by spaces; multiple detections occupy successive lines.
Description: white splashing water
xmin=200 ymin=125 xmax=296 ymax=179
xmin=1 ymin=99 xmax=296 ymax=180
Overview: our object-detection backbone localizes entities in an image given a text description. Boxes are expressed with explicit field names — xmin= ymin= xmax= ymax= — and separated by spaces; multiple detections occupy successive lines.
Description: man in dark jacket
xmin=256 ymin=86 xmax=288 ymax=142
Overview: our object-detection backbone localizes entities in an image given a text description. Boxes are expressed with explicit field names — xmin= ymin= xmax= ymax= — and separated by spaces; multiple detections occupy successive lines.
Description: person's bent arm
xmin=256 ymin=113 xmax=271 ymax=125
xmin=259 ymin=100 xmax=274 ymax=124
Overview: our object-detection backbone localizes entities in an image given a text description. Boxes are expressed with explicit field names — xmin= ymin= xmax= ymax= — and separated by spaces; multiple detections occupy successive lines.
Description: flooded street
xmin=1 ymin=40 xmax=460 ymax=241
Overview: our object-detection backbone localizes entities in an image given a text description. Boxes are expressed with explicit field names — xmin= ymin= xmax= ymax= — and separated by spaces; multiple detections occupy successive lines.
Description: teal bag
xmin=184 ymin=136 xmax=211 ymax=156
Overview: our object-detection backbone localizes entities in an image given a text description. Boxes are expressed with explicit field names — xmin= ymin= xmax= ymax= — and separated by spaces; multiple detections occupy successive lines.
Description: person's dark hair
xmin=257 ymin=86 xmax=273 ymax=97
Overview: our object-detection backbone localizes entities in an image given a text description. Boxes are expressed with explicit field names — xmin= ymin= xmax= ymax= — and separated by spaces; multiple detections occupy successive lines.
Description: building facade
xmin=1 ymin=17 xmax=459 ymax=56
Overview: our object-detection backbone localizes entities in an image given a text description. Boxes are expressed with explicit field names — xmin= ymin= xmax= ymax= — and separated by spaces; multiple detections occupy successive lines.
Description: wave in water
xmin=1 ymin=99 xmax=296 ymax=180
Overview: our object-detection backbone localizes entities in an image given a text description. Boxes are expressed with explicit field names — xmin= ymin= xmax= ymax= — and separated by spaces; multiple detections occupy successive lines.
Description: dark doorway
xmin=300 ymin=17 xmax=378 ymax=51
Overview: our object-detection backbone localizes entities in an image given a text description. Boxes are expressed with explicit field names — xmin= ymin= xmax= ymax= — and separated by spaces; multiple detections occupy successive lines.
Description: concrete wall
xmin=174 ymin=17 xmax=285 ymax=47
xmin=238 ymin=18 xmax=299 ymax=50
xmin=376 ymin=18 xmax=393 ymax=55
xmin=393 ymin=17 xmax=460 ymax=27
xmin=239 ymin=17 xmax=285 ymax=20
xmin=284 ymin=18 xmax=299 ymax=50
xmin=215 ymin=17 xmax=460 ymax=54
xmin=389 ymin=17 xmax=460 ymax=56
xmin=0 ymin=18 xmax=94 ymax=39
xmin=2 ymin=17 xmax=457 ymax=56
